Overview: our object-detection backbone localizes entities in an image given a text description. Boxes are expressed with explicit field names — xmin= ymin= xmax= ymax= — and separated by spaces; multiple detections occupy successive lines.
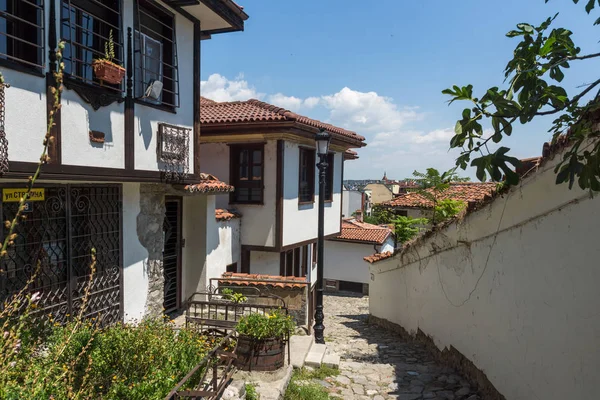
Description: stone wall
xmin=137 ymin=184 xmax=166 ymax=318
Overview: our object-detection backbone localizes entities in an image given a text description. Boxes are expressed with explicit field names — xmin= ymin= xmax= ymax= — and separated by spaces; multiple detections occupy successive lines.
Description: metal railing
xmin=164 ymin=330 xmax=238 ymax=400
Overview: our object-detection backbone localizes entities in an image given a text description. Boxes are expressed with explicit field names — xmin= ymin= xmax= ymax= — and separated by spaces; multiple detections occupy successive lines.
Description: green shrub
xmin=0 ymin=317 xmax=210 ymax=400
xmin=236 ymin=310 xmax=294 ymax=340
xmin=433 ymin=199 xmax=466 ymax=223
xmin=393 ymin=216 xmax=429 ymax=243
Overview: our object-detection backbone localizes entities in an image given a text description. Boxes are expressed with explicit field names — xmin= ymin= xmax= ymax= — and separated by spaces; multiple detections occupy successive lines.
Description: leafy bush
xmin=393 ymin=216 xmax=429 ymax=243
xmin=0 ymin=316 xmax=210 ymax=399
xmin=236 ymin=310 xmax=294 ymax=340
xmin=221 ymin=288 xmax=247 ymax=303
xmin=433 ymin=199 xmax=466 ymax=223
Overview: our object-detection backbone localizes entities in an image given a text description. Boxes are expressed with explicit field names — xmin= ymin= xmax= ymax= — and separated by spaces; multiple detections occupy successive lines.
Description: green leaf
xmin=585 ymin=0 xmax=596 ymax=13
xmin=517 ymin=23 xmax=534 ymax=33
xmin=540 ymin=36 xmax=556 ymax=56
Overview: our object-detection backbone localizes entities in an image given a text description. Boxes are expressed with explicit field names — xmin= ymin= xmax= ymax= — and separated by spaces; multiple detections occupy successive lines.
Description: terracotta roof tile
xmin=184 ymin=173 xmax=234 ymax=194
xmin=218 ymin=273 xmax=307 ymax=289
xmin=364 ymin=251 xmax=394 ymax=263
xmin=331 ymin=219 xmax=392 ymax=245
xmin=386 ymin=182 xmax=496 ymax=209
xmin=344 ymin=149 xmax=359 ymax=160
xmin=200 ymin=98 xmax=366 ymax=146
xmin=215 ymin=209 xmax=241 ymax=221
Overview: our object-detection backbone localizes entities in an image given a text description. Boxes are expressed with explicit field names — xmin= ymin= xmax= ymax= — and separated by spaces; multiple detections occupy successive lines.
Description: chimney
xmin=355 ymin=210 xmax=363 ymax=222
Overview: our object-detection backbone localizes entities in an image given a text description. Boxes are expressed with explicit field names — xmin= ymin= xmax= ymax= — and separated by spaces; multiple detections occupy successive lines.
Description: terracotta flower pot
xmin=234 ymin=335 xmax=285 ymax=372
xmin=92 ymin=59 xmax=125 ymax=85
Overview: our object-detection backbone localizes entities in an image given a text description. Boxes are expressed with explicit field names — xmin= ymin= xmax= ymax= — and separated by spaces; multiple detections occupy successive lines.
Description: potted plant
xmin=92 ymin=29 xmax=125 ymax=85
xmin=234 ymin=310 xmax=294 ymax=372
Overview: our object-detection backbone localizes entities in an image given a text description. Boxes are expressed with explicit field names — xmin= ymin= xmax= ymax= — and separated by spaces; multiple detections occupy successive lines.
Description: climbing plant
xmin=443 ymin=0 xmax=600 ymax=191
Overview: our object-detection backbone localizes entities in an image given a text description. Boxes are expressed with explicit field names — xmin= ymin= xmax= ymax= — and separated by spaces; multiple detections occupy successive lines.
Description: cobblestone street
xmin=322 ymin=294 xmax=481 ymax=400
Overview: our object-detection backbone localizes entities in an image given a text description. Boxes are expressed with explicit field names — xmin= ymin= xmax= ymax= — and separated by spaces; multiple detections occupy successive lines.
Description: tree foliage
xmin=443 ymin=0 xmax=600 ymax=191
xmin=412 ymin=168 xmax=468 ymax=224
xmin=393 ymin=216 xmax=428 ymax=243
xmin=433 ymin=199 xmax=466 ymax=223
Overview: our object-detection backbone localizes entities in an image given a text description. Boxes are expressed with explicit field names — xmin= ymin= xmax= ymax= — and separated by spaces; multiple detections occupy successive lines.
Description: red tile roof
xmin=215 ymin=209 xmax=241 ymax=221
xmin=364 ymin=251 xmax=394 ymax=263
xmin=344 ymin=149 xmax=359 ymax=160
xmin=331 ymin=219 xmax=392 ymax=245
xmin=184 ymin=173 xmax=234 ymax=194
xmin=386 ymin=182 xmax=496 ymax=209
xmin=218 ymin=273 xmax=308 ymax=289
xmin=200 ymin=98 xmax=366 ymax=146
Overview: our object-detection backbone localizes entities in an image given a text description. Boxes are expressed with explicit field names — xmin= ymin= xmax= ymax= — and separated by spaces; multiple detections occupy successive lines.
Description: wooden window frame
xmin=0 ymin=0 xmax=45 ymax=75
xmin=61 ymin=0 xmax=124 ymax=93
xmin=134 ymin=0 xmax=180 ymax=110
xmin=324 ymin=152 xmax=335 ymax=202
xmin=301 ymin=245 xmax=308 ymax=277
xmin=298 ymin=147 xmax=315 ymax=205
xmin=230 ymin=143 xmax=264 ymax=205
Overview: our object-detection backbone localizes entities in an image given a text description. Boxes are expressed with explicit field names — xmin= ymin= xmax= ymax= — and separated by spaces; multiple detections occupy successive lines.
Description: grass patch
xmin=284 ymin=367 xmax=340 ymax=400
xmin=245 ymin=383 xmax=259 ymax=400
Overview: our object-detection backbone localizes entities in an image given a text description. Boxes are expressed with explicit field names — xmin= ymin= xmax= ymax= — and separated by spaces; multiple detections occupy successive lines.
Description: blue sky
xmin=201 ymin=0 xmax=599 ymax=180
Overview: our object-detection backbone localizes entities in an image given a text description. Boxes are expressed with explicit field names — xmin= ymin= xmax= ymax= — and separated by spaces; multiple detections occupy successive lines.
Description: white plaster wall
xmin=206 ymin=216 xmax=241 ymax=282
xmin=282 ymin=143 xmax=342 ymax=246
xmin=199 ymin=142 xmax=278 ymax=247
xmin=181 ymin=195 xmax=209 ymax=302
xmin=342 ymin=189 xmax=362 ymax=218
xmin=134 ymin=9 xmax=195 ymax=172
xmin=2 ymin=69 xmax=48 ymax=163
xmin=122 ymin=182 xmax=150 ymax=322
xmin=250 ymin=251 xmax=280 ymax=276
xmin=325 ymin=236 xmax=393 ymax=285
xmin=61 ymin=92 xmax=125 ymax=168
xmin=369 ymin=147 xmax=600 ymax=400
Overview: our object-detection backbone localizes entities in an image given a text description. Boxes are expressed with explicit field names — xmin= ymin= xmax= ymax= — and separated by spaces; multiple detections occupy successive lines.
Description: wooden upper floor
xmin=0 ymin=0 xmax=247 ymax=183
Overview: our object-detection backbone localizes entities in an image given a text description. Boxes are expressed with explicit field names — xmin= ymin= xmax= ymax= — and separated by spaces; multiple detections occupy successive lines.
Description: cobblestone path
xmin=322 ymin=293 xmax=481 ymax=400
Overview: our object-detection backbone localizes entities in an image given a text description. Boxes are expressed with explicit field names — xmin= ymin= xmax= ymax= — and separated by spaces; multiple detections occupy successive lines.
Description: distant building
xmin=342 ymin=186 xmax=363 ymax=218
xmin=325 ymin=216 xmax=394 ymax=294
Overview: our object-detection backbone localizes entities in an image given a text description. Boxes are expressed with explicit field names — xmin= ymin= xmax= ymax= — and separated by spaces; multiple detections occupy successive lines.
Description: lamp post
xmin=314 ymin=128 xmax=331 ymax=344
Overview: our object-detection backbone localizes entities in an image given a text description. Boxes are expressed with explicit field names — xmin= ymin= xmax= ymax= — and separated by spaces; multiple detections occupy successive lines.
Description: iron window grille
xmin=230 ymin=144 xmax=264 ymax=204
xmin=61 ymin=0 xmax=124 ymax=93
xmin=324 ymin=153 xmax=334 ymax=201
xmin=134 ymin=0 xmax=180 ymax=109
xmin=298 ymin=147 xmax=315 ymax=204
xmin=0 ymin=0 xmax=45 ymax=71
xmin=157 ymin=122 xmax=189 ymax=182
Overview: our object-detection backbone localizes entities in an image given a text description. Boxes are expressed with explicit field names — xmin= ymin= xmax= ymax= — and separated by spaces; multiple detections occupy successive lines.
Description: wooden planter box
xmin=234 ymin=335 xmax=285 ymax=372
xmin=92 ymin=59 xmax=125 ymax=85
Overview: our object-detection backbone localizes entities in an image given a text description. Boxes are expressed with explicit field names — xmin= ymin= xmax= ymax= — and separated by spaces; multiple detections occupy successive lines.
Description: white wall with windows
xmin=199 ymin=141 xmax=278 ymax=247
xmin=282 ymin=142 xmax=343 ymax=246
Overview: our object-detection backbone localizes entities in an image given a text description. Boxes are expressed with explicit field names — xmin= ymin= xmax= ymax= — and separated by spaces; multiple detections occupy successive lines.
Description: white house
xmin=198 ymin=97 xmax=366 ymax=324
xmin=324 ymin=218 xmax=393 ymax=294
xmin=0 ymin=0 xmax=249 ymax=323
xmin=342 ymin=186 xmax=363 ymax=218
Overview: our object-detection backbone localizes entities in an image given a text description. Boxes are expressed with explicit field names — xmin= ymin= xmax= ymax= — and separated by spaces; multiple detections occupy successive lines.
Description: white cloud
xmin=266 ymin=93 xmax=320 ymax=111
xmin=410 ymin=128 xmax=455 ymax=144
xmin=200 ymin=73 xmax=263 ymax=102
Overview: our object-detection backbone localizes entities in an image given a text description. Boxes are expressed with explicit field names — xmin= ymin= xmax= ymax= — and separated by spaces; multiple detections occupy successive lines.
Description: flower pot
xmin=234 ymin=335 xmax=285 ymax=372
xmin=92 ymin=59 xmax=125 ymax=85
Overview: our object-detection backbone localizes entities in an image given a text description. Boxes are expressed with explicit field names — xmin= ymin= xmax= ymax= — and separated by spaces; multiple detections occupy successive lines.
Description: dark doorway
xmin=163 ymin=197 xmax=182 ymax=312
xmin=338 ymin=280 xmax=364 ymax=293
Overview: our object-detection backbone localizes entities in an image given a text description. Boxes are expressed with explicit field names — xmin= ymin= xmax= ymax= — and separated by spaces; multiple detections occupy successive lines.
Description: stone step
xmin=289 ymin=335 xmax=314 ymax=369
xmin=322 ymin=351 xmax=341 ymax=369
xmin=304 ymin=343 xmax=327 ymax=368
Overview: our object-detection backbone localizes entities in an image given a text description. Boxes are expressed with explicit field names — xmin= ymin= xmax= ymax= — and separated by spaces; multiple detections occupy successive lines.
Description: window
xmin=324 ymin=153 xmax=334 ymax=201
xmin=230 ymin=144 xmax=263 ymax=204
xmin=298 ymin=148 xmax=315 ymax=203
xmin=61 ymin=0 xmax=123 ymax=91
xmin=280 ymin=245 xmax=308 ymax=277
xmin=226 ymin=263 xmax=237 ymax=273
xmin=135 ymin=0 xmax=179 ymax=108
xmin=0 ymin=0 xmax=44 ymax=70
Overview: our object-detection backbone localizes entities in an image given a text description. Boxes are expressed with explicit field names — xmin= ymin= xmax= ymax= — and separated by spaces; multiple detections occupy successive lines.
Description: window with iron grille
xmin=0 ymin=0 xmax=45 ymax=71
xmin=134 ymin=0 xmax=179 ymax=108
xmin=61 ymin=0 xmax=123 ymax=92
xmin=230 ymin=144 xmax=263 ymax=204
xmin=298 ymin=147 xmax=315 ymax=204
xmin=157 ymin=123 xmax=189 ymax=181
xmin=324 ymin=152 xmax=334 ymax=201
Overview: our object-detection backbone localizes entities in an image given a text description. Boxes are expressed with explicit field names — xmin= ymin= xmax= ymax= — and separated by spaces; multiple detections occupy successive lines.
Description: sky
xmin=200 ymin=0 xmax=599 ymax=180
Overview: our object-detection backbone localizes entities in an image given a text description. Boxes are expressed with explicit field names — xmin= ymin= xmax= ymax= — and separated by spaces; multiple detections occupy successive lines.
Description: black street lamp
xmin=314 ymin=128 xmax=331 ymax=344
